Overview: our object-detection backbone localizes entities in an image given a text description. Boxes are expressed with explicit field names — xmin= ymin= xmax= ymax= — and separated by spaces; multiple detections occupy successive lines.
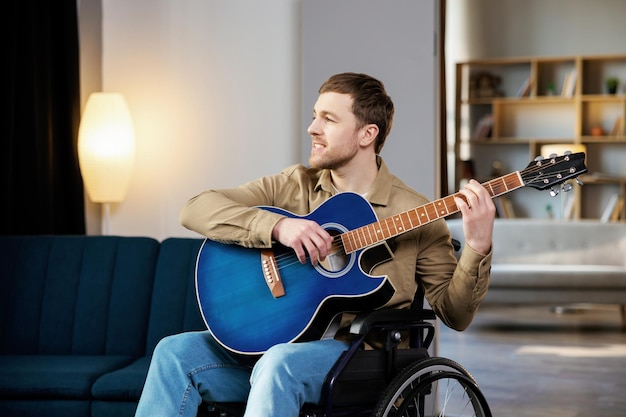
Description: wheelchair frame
xmin=205 ymin=285 xmax=492 ymax=417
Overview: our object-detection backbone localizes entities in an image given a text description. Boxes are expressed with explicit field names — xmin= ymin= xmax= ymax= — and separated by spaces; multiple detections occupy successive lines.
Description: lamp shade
xmin=78 ymin=93 xmax=135 ymax=203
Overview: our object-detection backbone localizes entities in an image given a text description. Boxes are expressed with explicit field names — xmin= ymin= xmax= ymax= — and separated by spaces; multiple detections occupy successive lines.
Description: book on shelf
xmin=611 ymin=196 xmax=624 ymax=221
xmin=494 ymin=195 xmax=516 ymax=218
xmin=600 ymin=193 xmax=620 ymax=223
xmin=560 ymin=70 xmax=577 ymax=97
xmin=515 ymin=77 xmax=531 ymax=97
xmin=471 ymin=114 xmax=493 ymax=139
xmin=610 ymin=116 xmax=624 ymax=137
xmin=562 ymin=191 xmax=576 ymax=220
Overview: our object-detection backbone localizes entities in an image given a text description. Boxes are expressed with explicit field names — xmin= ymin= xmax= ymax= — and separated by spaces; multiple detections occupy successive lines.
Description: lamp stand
xmin=102 ymin=202 xmax=111 ymax=235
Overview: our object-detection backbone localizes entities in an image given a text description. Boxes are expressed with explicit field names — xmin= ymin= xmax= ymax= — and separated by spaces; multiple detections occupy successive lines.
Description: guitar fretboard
xmin=341 ymin=171 xmax=524 ymax=254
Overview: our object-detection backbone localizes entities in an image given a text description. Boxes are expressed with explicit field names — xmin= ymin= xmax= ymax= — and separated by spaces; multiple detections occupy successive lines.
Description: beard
xmin=308 ymin=138 xmax=359 ymax=170
xmin=309 ymin=152 xmax=352 ymax=170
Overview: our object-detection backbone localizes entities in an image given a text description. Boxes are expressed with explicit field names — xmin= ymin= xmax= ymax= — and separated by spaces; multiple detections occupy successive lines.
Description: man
xmin=135 ymin=72 xmax=495 ymax=417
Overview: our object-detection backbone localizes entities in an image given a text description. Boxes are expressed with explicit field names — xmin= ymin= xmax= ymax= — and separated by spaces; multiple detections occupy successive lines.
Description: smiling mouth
xmin=312 ymin=143 xmax=325 ymax=149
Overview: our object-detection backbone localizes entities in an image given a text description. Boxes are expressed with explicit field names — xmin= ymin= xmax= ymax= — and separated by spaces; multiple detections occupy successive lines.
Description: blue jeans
xmin=135 ymin=331 xmax=349 ymax=417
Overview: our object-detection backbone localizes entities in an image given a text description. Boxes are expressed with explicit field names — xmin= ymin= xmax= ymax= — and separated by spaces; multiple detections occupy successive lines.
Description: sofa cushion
xmin=91 ymin=356 xmax=151 ymax=400
xmin=489 ymin=220 xmax=626 ymax=266
xmin=145 ymin=238 xmax=206 ymax=353
xmin=0 ymin=399 xmax=91 ymax=417
xmin=0 ymin=236 xmax=159 ymax=356
xmin=446 ymin=219 xmax=626 ymax=307
xmin=0 ymin=355 xmax=134 ymax=399
xmin=490 ymin=264 xmax=626 ymax=288
xmin=91 ymin=238 xmax=207 ymax=404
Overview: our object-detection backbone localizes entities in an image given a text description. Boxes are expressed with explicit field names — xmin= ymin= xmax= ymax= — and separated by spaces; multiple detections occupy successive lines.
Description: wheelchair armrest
xmin=349 ymin=308 xmax=436 ymax=336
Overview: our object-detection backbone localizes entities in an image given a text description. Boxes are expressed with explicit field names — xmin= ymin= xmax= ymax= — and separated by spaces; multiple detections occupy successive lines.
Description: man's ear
xmin=360 ymin=124 xmax=379 ymax=148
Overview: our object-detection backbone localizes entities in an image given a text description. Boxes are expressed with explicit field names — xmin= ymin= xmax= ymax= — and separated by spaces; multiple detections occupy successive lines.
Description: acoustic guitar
xmin=195 ymin=152 xmax=587 ymax=355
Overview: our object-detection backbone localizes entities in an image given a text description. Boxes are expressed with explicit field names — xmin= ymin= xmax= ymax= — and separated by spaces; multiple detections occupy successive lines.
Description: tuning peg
xmin=534 ymin=155 xmax=545 ymax=162
xmin=549 ymin=187 xmax=559 ymax=197
xmin=576 ymin=177 xmax=584 ymax=186
xmin=562 ymin=183 xmax=573 ymax=192
xmin=549 ymin=153 xmax=558 ymax=158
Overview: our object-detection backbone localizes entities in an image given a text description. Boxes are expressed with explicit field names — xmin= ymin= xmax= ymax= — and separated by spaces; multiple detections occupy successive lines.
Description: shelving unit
xmin=454 ymin=54 xmax=626 ymax=221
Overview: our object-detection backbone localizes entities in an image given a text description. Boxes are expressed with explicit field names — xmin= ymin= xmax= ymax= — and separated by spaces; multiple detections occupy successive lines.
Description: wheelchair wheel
xmin=371 ymin=357 xmax=491 ymax=417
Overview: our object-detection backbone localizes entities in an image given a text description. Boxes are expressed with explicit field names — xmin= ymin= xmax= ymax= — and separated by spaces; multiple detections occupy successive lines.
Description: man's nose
xmin=307 ymin=118 xmax=320 ymax=135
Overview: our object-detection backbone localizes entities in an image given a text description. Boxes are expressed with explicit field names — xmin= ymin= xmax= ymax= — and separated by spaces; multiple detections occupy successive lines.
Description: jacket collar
xmin=314 ymin=156 xmax=393 ymax=207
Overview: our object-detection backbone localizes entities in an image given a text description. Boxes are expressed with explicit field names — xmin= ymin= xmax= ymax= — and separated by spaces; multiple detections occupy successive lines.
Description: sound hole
xmin=318 ymin=229 xmax=350 ymax=274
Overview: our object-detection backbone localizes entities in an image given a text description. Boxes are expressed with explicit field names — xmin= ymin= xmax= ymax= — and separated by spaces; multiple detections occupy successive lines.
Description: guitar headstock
xmin=522 ymin=152 xmax=588 ymax=191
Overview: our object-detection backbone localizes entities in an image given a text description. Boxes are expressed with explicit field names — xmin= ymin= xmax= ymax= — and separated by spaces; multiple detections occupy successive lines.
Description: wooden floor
xmin=438 ymin=304 xmax=626 ymax=417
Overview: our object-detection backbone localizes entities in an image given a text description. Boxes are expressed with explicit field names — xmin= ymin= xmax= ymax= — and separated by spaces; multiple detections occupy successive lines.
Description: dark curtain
xmin=2 ymin=0 xmax=85 ymax=235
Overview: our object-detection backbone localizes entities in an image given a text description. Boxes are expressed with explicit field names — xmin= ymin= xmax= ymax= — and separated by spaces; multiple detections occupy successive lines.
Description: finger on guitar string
xmin=272 ymin=217 xmax=333 ymax=265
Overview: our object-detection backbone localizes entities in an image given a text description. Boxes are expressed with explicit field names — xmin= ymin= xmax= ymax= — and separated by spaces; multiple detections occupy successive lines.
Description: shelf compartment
xmin=581 ymin=56 xmax=626 ymax=95
xmin=535 ymin=58 xmax=577 ymax=97
xmin=581 ymin=99 xmax=624 ymax=137
xmin=492 ymin=99 xmax=576 ymax=139
xmin=459 ymin=60 xmax=531 ymax=100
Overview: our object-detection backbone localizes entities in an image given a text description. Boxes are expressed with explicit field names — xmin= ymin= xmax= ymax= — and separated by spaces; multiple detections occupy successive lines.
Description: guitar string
xmin=271 ymin=159 xmax=580 ymax=270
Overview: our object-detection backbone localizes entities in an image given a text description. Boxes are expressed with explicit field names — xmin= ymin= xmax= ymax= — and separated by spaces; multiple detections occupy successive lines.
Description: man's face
xmin=307 ymin=92 xmax=362 ymax=170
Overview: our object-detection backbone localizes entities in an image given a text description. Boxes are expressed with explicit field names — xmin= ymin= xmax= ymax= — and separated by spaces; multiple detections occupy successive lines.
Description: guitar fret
xmin=358 ymin=226 xmax=368 ymax=246
xmin=385 ymin=217 xmax=394 ymax=235
xmin=367 ymin=225 xmax=375 ymax=244
xmin=441 ymin=198 xmax=450 ymax=213
xmin=384 ymin=217 xmax=395 ymax=236
xmin=363 ymin=224 xmax=372 ymax=245
xmin=425 ymin=203 xmax=438 ymax=220
xmin=391 ymin=216 xmax=399 ymax=233
xmin=490 ymin=177 xmax=508 ymax=196
xmin=357 ymin=226 xmax=366 ymax=247
xmin=374 ymin=222 xmax=384 ymax=241
xmin=378 ymin=219 xmax=388 ymax=239
xmin=400 ymin=212 xmax=412 ymax=230
xmin=393 ymin=215 xmax=404 ymax=233
xmin=371 ymin=224 xmax=381 ymax=243
xmin=445 ymin=196 xmax=458 ymax=213
xmin=417 ymin=206 xmax=429 ymax=222
xmin=345 ymin=231 xmax=357 ymax=253
xmin=352 ymin=229 xmax=362 ymax=249
xmin=437 ymin=200 xmax=446 ymax=215
xmin=408 ymin=208 xmax=421 ymax=226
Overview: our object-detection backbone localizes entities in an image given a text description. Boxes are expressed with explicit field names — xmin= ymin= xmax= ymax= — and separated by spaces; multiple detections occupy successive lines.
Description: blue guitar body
xmin=195 ymin=192 xmax=395 ymax=355
xmin=195 ymin=153 xmax=590 ymax=355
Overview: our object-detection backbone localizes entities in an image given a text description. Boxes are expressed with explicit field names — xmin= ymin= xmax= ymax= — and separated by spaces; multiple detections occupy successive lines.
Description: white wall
xmin=100 ymin=0 xmax=301 ymax=239
xmin=90 ymin=0 xmax=626 ymax=240
xmin=301 ymin=0 xmax=439 ymax=198
xmin=447 ymin=0 xmax=626 ymax=61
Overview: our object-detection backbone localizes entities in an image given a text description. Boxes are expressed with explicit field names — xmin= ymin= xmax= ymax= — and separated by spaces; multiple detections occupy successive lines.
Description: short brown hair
xmin=318 ymin=73 xmax=394 ymax=154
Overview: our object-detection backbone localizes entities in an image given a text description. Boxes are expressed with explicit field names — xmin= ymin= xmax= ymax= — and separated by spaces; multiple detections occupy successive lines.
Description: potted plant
xmin=606 ymin=77 xmax=619 ymax=94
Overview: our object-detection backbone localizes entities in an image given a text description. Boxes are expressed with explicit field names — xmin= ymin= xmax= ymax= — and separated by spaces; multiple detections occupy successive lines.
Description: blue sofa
xmin=0 ymin=235 xmax=206 ymax=417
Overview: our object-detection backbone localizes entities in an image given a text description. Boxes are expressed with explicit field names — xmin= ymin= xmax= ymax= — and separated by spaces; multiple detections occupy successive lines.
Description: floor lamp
xmin=78 ymin=93 xmax=135 ymax=235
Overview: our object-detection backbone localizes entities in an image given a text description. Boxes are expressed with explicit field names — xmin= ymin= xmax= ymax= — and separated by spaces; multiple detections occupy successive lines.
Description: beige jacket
xmin=180 ymin=158 xmax=492 ymax=335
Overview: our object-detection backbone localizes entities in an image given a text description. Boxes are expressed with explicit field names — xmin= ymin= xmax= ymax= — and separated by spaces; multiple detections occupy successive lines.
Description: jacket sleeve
xmin=179 ymin=176 xmax=287 ymax=248
xmin=418 ymin=220 xmax=492 ymax=331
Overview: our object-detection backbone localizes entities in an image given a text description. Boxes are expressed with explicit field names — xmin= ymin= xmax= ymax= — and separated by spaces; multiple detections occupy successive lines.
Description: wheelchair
xmin=203 ymin=286 xmax=492 ymax=417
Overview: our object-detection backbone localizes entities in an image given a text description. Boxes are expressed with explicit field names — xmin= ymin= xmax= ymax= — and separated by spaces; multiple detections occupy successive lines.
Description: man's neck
xmin=330 ymin=155 xmax=379 ymax=195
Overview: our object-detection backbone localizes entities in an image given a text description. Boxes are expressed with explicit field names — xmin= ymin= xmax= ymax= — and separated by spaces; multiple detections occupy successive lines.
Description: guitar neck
xmin=341 ymin=171 xmax=524 ymax=254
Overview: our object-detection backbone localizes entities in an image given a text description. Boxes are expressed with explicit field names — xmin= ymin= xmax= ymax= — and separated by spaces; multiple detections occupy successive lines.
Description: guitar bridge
xmin=261 ymin=249 xmax=285 ymax=298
